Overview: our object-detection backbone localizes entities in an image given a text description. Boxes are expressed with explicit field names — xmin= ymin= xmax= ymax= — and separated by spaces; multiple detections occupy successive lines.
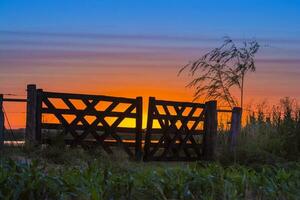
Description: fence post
xmin=143 ymin=97 xmax=155 ymax=161
xmin=0 ymin=94 xmax=4 ymax=148
xmin=36 ymin=89 xmax=43 ymax=142
xmin=203 ymin=100 xmax=217 ymax=160
xmin=25 ymin=84 xmax=38 ymax=145
xmin=135 ymin=96 xmax=143 ymax=161
xmin=229 ymin=107 xmax=242 ymax=152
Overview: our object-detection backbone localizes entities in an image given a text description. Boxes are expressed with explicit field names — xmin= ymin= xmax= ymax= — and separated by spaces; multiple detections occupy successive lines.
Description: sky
xmin=0 ymin=0 xmax=300 ymax=128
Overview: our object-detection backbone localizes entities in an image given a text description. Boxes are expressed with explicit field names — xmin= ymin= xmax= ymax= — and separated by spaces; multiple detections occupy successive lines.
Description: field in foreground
xmin=1 ymin=146 xmax=300 ymax=200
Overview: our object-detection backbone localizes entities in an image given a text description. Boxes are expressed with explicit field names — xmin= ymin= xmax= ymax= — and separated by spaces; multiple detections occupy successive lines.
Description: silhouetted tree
xmin=179 ymin=37 xmax=260 ymax=109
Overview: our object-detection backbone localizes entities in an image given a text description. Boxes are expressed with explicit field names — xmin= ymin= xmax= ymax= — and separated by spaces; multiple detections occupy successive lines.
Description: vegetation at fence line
xmin=217 ymin=97 xmax=300 ymax=165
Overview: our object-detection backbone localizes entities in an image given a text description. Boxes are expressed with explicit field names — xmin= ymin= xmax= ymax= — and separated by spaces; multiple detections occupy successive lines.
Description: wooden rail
xmin=2 ymin=98 xmax=27 ymax=102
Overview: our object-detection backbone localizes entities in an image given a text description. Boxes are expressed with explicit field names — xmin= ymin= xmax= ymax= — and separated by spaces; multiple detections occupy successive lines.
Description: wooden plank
xmin=3 ymin=98 xmax=27 ymax=102
xmin=155 ymin=99 xmax=205 ymax=108
xmin=43 ymin=139 xmax=137 ymax=147
xmin=25 ymin=84 xmax=38 ymax=145
xmin=36 ymin=89 xmax=43 ymax=142
xmin=229 ymin=107 xmax=242 ymax=152
xmin=147 ymin=129 xmax=204 ymax=135
xmin=152 ymin=115 xmax=204 ymax=121
xmin=217 ymin=109 xmax=233 ymax=113
xmin=42 ymin=108 xmax=136 ymax=119
xmin=42 ymin=133 xmax=139 ymax=142
xmin=42 ymin=91 xmax=136 ymax=103
xmin=143 ymin=97 xmax=155 ymax=160
xmin=135 ymin=96 xmax=143 ymax=160
xmin=41 ymin=123 xmax=137 ymax=133
xmin=202 ymin=100 xmax=217 ymax=160
xmin=0 ymin=94 xmax=4 ymax=148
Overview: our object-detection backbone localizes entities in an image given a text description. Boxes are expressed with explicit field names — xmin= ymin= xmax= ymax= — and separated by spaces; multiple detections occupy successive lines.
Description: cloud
xmin=1 ymin=30 xmax=300 ymax=44
xmin=257 ymin=58 xmax=300 ymax=64
xmin=0 ymin=30 xmax=216 ymax=42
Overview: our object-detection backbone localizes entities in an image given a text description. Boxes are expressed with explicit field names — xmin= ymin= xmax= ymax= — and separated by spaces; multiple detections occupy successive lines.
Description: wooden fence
xmin=0 ymin=84 xmax=242 ymax=161
xmin=35 ymin=88 xmax=143 ymax=160
xmin=144 ymin=97 xmax=217 ymax=161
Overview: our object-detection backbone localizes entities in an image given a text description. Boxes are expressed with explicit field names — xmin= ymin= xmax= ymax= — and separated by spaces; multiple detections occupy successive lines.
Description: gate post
xmin=0 ymin=94 xmax=4 ymax=148
xmin=143 ymin=97 xmax=155 ymax=161
xmin=203 ymin=100 xmax=217 ymax=160
xmin=25 ymin=84 xmax=38 ymax=145
xmin=36 ymin=89 xmax=43 ymax=142
xmin=229 ymin=107 xmax=242 ymax=152
xmin=135 ymin=96 xmax=143 ymax=161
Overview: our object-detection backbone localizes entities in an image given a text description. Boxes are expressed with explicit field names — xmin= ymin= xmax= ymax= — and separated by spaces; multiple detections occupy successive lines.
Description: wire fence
xmin=1 ymin=93 xmax=27 ymax=146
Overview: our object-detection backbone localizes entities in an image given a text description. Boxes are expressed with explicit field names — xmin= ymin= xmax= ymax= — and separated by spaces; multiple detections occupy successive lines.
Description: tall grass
xmin=218 ymin=97 xmax=300 ymax=165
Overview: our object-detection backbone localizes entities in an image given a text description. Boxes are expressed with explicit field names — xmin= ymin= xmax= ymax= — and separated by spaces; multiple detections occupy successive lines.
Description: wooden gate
xmin=36 ymin=90 xmax=143 ymax=160
xmin=143 ymin=97 xmax=217 ymax=161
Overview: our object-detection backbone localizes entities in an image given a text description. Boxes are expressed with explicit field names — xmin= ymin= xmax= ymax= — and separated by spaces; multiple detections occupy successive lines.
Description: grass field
xmin=1 ymin=146 xmax=299 ymax=200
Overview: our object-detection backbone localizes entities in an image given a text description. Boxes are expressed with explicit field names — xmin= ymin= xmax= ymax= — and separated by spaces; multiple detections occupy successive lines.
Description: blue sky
xmin=1 ymin=0 xmax=300 ymax=38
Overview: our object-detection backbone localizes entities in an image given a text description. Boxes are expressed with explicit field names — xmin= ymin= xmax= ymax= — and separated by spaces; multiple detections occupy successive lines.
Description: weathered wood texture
xmin=25 ymin=84 xmax=38 ymax=145
xmin=37 ymin=90 xmax=143 ymax=160
xmin=143 ymin=97 xmax=208 ymax=161
xmin=203 ymin=101 xmax=218 ymax=160
xmin=229 ymin=107 xmax=242 ymax=152
xmin=36 ymin=89 xmax=43 ymax=142
xmin=135 ymin=97 xmax=143 ymax=160
xmin=0 ymin=94 xmax=4 ymax=148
